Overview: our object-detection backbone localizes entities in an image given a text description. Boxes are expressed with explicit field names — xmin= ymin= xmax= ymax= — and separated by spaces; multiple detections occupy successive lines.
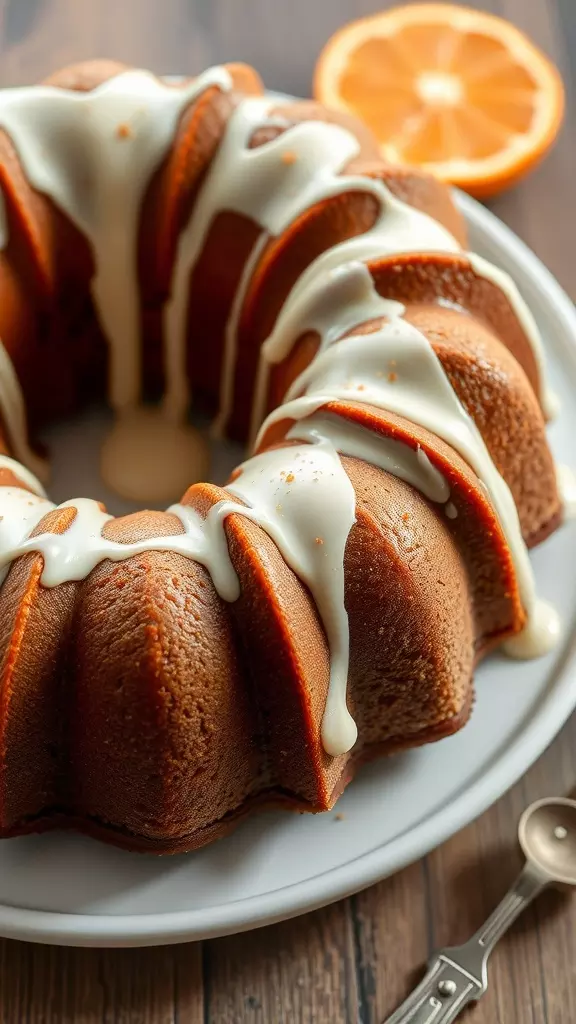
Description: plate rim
xmin=2 ymin=191 xmax=576 ymax=947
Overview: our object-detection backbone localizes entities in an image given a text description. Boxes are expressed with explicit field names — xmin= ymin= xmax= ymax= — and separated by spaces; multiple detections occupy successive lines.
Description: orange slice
xmin=314 ymin=4 xmax=565 ymax=197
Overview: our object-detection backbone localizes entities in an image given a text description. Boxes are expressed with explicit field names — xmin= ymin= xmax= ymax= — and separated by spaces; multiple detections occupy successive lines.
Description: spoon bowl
xmin=519 ymin=796 xmax=576 ymax=886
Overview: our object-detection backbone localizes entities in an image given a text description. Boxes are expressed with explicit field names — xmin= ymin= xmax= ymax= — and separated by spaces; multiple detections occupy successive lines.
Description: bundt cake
xmin=0 ymin=60 xmax=565 ymax=854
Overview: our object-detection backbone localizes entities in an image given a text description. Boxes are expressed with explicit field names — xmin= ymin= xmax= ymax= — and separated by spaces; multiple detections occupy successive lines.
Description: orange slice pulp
xmin=314 ymin=3 xmax=565 ymax=197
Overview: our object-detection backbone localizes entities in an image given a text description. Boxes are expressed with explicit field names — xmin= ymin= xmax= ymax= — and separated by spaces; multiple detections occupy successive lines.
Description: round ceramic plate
xmin=0 ymin=191 xmax=575 ymax=947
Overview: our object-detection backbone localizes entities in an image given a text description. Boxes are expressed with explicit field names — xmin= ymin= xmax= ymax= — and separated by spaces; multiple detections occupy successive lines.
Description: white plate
xmin=0 ymin=191 xmax=575 ymax=947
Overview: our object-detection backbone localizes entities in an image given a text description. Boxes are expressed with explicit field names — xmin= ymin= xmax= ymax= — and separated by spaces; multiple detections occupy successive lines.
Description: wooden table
xmin=0 ymin=0 xmax=575 ymax=1020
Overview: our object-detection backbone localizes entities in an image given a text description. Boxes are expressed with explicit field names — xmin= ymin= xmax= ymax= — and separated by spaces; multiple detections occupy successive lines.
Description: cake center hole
xmin=99 ymin=407 xmax=210 ymax=504
xmin=39 ymin=405 xmax=243 ymax=516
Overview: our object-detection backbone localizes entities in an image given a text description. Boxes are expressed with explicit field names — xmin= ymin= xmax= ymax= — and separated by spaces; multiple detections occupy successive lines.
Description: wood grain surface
xmin=0 ymin=0 xmax=574 ymax=1020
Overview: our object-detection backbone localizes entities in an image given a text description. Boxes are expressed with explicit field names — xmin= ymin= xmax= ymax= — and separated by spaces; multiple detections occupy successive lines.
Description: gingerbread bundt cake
xmin=0 ymin=61 xmax=564 ymax=853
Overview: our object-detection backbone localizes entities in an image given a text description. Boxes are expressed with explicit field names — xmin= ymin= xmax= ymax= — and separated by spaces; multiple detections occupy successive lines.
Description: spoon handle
xmin=384 ymin=862 xmax=547 ymax=1024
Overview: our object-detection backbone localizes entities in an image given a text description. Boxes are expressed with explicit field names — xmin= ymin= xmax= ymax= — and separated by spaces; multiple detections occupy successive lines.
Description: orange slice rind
xmin=314 ymin=4 xmax=565 ymax=197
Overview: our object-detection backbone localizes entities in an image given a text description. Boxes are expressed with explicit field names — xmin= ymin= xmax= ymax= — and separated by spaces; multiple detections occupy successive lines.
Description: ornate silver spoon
xmin=384 ymin=796 xmax=576 ymax=1023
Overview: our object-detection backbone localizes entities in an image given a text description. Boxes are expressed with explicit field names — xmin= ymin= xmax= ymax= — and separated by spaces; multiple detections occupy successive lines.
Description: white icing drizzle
xmin=0 ymin=415 xmax=451 ymax=756
xmin=286 ymin=413 xmax=450 ymax=504
xmin=557 ymin=464 xmax=576 ymax=520
xmin=0 ymin=440 xmax=356 ymax=754
xmin=257 ymin=261 xmax=553 ymax=665
xmin=0 ymin=68 xmax=231 ymax=500
xmin=0 ymin=68 xmax=561 ymax=756
xmin=0 ymin=343 xmax=48 ymax=481
xmin=165 ymin=99 xmax=459 ymax=438
xmin=262 ymin=330 xmax=537 ymax=617
xmin=250 ymin=263 xmax=405 ymax=443
xmin=502 ymin=600 xmax=560 ymax=658
xmin=0 ymin=68 xmax=231 ymax=413
xmin=252 ymin=248 xmax=554 ymax=439
xmin=164 ymin=95 xmax=271 ymax=423
xmin=215 ymin=434 xmax=357 ymax=756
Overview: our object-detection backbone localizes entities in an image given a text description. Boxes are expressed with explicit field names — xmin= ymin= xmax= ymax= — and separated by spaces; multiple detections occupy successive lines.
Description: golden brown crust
xmin=69 ymin=512 xmax=265 ymax=841
xmin=0 ymin=691 xmax=473 ymax=854
xmin=0 ymin=507 xmax=78 ymax=828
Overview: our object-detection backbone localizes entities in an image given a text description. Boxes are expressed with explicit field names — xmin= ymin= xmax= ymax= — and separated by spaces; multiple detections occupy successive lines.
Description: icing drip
xmin=557 ymin=464 xmax=576 ymax=520
xmin=215 ymin=434 xmax=358 ymax=756
xmin=502 ymin=600 xmax=560 ymax=658
xmin=0 ymin=67 xmax=231 ymax=500
xmin=0 ymin=68 xmax=232 ymax=413
xmin=257 ymin=262 xmax=553 ymax=659
xmin=0 ymin=344 xmax=48 ymax=481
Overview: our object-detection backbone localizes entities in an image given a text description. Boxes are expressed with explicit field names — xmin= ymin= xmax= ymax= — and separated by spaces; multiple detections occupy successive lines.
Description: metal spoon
xmin=384 ymin=796 xmax=576 ymax=1023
